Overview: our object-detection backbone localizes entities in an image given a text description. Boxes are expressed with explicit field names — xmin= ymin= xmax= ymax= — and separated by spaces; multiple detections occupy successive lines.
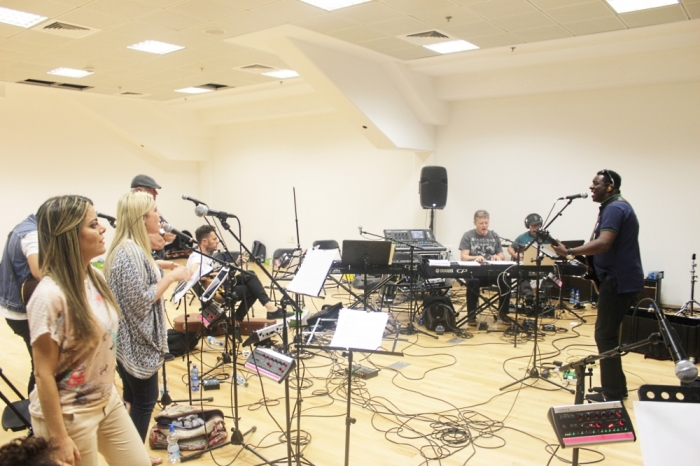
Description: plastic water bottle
xmin=191 ymin=365 xmax=200 ymax=392
xmin=167 ymin=424 xmax=179 ymax=463
xmin=569 ymin=289 xmax=575 ymax=304
xmin=236 ymin=373 xmax=248 ymax=387
xmin=207 ymin=336 xmax=223 ymax=346
xmin=648 ymin=304 xmax=654 ymax=313
xmin=574 ymin=290 xmax=580 ymax=306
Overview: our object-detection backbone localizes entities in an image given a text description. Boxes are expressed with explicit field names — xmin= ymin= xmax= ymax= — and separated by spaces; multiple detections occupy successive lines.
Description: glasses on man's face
xmin=598 ymin=169 xmax=615 ymax=187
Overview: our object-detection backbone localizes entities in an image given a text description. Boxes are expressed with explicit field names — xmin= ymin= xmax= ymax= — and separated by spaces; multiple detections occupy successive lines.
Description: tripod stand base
xmin=500 ymin=368 xmax=574 ymax=393
xmin=400 ymin=322 xmax=438 ymax=339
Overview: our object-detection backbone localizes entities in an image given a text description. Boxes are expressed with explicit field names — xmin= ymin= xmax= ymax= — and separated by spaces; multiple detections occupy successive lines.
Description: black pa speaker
xmin=420 ymin=166 xmax=448 ymax=209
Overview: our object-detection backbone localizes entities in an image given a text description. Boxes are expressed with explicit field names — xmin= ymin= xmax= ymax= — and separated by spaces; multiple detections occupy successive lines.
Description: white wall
xmin=436 ymin=81 xmax=700 ymax=306
xmin=0 ymin=83 xmax=203 ymax=250
xmin=204 ymin=113 xmax=428 ymax=258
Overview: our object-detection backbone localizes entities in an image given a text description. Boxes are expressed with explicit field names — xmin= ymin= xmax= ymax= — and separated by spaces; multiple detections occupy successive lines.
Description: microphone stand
xmin=554 ymin=333 xmax=662 ymax=466
xmin=359 ymin=228 xmax=436 ymax=339
xmin=678 ymin=254 xmax=699 ymax=317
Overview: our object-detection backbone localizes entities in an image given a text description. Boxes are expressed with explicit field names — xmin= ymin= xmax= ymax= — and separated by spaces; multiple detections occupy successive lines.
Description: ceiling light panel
xmin=0 ymin=6 xmax=47 ymax=28
xmin=47 ymin=68 xmax=94 ymax=78
xmin=423 ymin=40 xmax=479 ymax=54
xmin=606 ymin=0 xmax=679 ymax=14
xmin=127 ymin=40 xmax=184 ymax=55
xmin=175 ymin=87 xmax=213 ymax=94
xmin=299 ymin=0 xmax=372 ymax=12
xmin=262 ymin=69 xmax=300 ymax=79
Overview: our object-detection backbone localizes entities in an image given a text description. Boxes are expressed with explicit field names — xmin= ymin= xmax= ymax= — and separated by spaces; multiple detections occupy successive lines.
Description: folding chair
xmin=0 ymin=367 xmax=32 ymax=435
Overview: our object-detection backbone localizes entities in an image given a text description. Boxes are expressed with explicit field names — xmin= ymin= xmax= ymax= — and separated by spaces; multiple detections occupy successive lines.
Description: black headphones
xmin=524 ymin=213 xmax=543 ymax=228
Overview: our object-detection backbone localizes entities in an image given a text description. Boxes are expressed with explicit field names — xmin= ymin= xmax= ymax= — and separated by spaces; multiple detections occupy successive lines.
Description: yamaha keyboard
xmin=328 ymin=260 xmax=418 ymax=275
xmin=420 ymin=260 xmax=587 ymax=279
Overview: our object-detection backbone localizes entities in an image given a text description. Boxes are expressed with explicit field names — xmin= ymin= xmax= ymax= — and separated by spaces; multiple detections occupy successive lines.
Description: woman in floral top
xmin=28 ymin=195 xmax=149 ymax=466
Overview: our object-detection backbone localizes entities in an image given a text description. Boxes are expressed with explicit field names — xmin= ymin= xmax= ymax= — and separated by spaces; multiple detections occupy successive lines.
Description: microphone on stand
xmin=358 ymin=225 xmax=363 ymax=235
xmin=182 ymin=194 xmax=207 ymax=205
xmin=652 ymin=303 xmax=698 ymax=383
xmin=558 ymin=193 xmax=589 ymax=200
xmin=194 ymin=204 xmax=237 ymax=219
xmin=96 ymin=211 xmax=116 ymax=228
xmin=163 ymin=224 xmax=197 ymax=246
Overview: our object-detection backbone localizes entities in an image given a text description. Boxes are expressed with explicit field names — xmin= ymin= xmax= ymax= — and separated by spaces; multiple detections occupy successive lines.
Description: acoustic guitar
xmin=535 ymin=230 xmax=600 ymax=293
xmin=21 ymin=276 xmax=39 ymax=303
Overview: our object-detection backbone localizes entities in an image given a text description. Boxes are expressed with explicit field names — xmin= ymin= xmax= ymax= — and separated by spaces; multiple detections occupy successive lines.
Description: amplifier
xmin=244 ymin=347 xmax=295 ymax=383
xmin=548 ymin=401 xmax=635 ymax=448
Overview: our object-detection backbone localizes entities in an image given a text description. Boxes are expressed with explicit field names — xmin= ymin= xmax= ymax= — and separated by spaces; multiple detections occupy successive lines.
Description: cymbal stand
xmin=678 ymin=253 xmax=699 ymax=317
xmin=359 ymin=228 xmax=436 ymax=339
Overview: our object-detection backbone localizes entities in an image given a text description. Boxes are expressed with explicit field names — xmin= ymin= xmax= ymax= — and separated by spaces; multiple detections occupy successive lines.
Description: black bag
xmin=308 ymin=302 xmax=342 ymax=329
xmin=167 ymin=329 xmax=200 ymax=357
xmin=421 ymin=296 xmax=456 ymax=332
xmin=251 ymin=241 xmax=266 ymax=262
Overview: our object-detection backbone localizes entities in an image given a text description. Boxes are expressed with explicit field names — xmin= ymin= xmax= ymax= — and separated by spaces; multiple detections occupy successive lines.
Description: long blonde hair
xmin=105 ymin=191 xmax=156 ymax=271
xmin=36 ymin=195 xmax=120 ymax=342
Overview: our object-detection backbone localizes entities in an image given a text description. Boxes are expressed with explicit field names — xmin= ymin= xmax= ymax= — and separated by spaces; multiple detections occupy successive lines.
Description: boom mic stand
xmin=359 ymin=228 xmax=436 ymax=339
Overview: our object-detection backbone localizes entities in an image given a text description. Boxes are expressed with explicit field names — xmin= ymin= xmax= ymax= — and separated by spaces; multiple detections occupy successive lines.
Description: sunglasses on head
xmin=598 ymin=169 xmax=615 ymax=187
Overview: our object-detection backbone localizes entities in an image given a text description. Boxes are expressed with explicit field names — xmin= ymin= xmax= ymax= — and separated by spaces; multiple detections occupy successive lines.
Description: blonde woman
xmin=28 ymin=195 xmax=149 ymax=466
xmin=104 ymin=192 xmax=190 ymax=455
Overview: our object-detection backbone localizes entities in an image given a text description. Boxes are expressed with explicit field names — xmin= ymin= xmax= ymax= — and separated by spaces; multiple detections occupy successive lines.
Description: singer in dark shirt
xmin=552 ymin=169 xmax=643 ymax=402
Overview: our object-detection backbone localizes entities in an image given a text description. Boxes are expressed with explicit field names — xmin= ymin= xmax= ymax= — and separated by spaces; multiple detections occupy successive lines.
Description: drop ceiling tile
xmin=444 ymin=20 xmax=505 ymax=39
xmin=491 ymin=11 xmax=559 ymax=31
xmin=371 ymin=16 xmax=432 ymax=36
xmin=379 ymin=0 xmax=455 ymax=15
xmin=129 ymin=0 xmax=184 ymax=7
xmin=688 ymin=4 xmax=700 ymax=19
xmin=546 ymin=2 xmax=616 ymax=24
xmin=292 ymin=12 xmax=358 ymax=33
xmin=331 ymin=2 xmax=405 ymax=24
xmin=326 ymin=25 xmax=390 ymax=43
xmin=0 ymin=48 xmax=27 ymax=61
xmin=361 ymin=36 xmax=422 ymax=53
xmin=167 ymin=0 xmax=242 ymax=21
xmin=136 ymin=9 xmax=204 ymax=31
xmin=0 ymin=23 xmax=23 ymax=39
xmin=54 ymin=8 xmax=128 ymax=30
xmin=566 ymin=16 xmax=626 ymax=36
xmin=515 ymin=24 xmax=572 ymax=42
xmin=384 ymin=45 xmax=438 ymax=60
xmin=10 ymin=29 xmax=75 ymax=46
xmin=252 ymin=0 xmax=323 ymax=22
xmin=0 ymin=37 xmax=49 ymax=53
xmin=464 ymin=0 xmax=537 ymax=20
xmin=470 ymin=32 xmax=525 ymax=48
xmin=81 ymin=0 xmax=158 ymax=19
xmin=529 ymin=0 xmax=600 ymax=9
xmin=411 ymin=5 xmax=483 ymax=28
xmin=106 ymin=19 xmax=177 ymax=41
xmin=193 ymin=11 xmax=285 ymax=38
xmin=619 ymin=5 xmax=688 ymax=28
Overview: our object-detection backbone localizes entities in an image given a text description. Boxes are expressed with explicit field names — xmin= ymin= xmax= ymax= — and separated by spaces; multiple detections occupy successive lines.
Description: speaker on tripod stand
xmin=420 ymin=166 xmax=448 ymax=231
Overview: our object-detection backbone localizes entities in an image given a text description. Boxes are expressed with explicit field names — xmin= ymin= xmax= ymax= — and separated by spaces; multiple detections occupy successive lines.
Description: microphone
xmin=653 ymin=304 xmax=698 ymax=383
xmin=358 ymin=225 xmax=363 ymax=235
xmin=96 ymin=211 xmax=116 ymax=228
xmin=182 ymin=194 xmax=207 ymax=206
xmin=163 ymin=224 xmax=197 ymax=245
xmin=194 ymin=204 xmax=237 ymax=219
xmin=558 ymin=193 xmax=589 ymax=200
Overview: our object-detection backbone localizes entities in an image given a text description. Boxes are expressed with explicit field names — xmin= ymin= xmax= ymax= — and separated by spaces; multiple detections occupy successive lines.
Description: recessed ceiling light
xmin=175 ymin=87 xmax=214 ymax=94
xmin=606 ymin=0 xmax=679 ymax=14
xmin=298 ymin=0 xmax=371 ymax=12
xmin=423 ymin=40 xmax=479 ymax=55
xmin=262 ymin=69 xmax=300 ymax=79
xmin=47 ymin=68 xmax=94 ymax=78
xmin=0 ymin=6 xmax=47 ymax=28
xmin=127 ymin=40 xmax=184 ymax=55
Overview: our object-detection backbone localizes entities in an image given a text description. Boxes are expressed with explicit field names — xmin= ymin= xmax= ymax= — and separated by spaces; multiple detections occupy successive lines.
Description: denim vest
xmin=0 ymin=214 xmax=38 ymax=313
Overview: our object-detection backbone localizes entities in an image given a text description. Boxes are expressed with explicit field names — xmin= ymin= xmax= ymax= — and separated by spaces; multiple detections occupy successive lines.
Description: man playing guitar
xmin=552 ymin=169 xmax=643 ymax=403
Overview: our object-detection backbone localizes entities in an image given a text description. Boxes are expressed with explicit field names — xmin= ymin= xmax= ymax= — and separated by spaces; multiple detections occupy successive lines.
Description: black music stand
xmin=341 ymin=240 xmax=394 ymax=311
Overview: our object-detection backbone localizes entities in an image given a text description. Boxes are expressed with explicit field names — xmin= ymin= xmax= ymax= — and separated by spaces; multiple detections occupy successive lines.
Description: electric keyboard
xmin=328 ymin=260 xmax=417 ymax=275
xmin=420 ymin=261 xmax=586 ymax=279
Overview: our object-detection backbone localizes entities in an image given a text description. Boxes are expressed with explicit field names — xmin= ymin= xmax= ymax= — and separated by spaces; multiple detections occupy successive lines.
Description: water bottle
xmin=207 ymin=336 xmax=223 ymax=346
xmin=569 ymin=289 xmax=575 ymax=304
xmin=167 ymin=424 xmax=179 ymax=463
xmin=648 ymin=304 xmax=654 ymax=313
xmin=191 ymin=365 xmax=200 ymax=392
xmin=236 ymin=373 xmax=248 ymax=387
xmin=574 ymin=289 xmax=580 ymax=306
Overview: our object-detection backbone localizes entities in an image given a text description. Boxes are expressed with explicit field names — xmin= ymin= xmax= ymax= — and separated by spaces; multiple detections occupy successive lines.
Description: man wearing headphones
xmin=552 ymin=169 xmax=643 ymax=403
xmin=508 ymin=213 xmax=545 ymax=261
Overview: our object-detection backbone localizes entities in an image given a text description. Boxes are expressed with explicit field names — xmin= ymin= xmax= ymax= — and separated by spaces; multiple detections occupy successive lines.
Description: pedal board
xmin=548 ymin=401 xmax=635 ymax=448
xmin=244 ymin=347 xmax=295 ymax=383
xmin=346 ymin=364 xmax=379 ymax=379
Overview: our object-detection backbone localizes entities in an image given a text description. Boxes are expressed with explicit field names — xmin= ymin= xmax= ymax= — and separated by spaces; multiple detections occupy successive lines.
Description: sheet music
xmin=634 ymin=401 xmax=700 ymax=466
xmin=172 ymin=262 xmax=213 ymax=303
xmin=456 ymin=261 xmax=481 ymax=266
xmin=286 ymin=248 xmax=336 ymax=297
xmin=330 ymin=308 xmax=388 ymax=351
xmin=428 ymin=259 xmax=451 ymax=266
xmin=486 ymin=260 xmax=516 ymax=265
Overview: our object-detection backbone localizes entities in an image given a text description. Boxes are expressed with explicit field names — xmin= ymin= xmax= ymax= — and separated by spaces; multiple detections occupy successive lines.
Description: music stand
xmin=341 ymin=240 xmax=393 ymax=310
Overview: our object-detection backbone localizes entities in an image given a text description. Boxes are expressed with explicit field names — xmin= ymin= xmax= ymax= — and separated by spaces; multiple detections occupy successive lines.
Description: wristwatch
xmin=566 ymin=247 xmax=575 ymax=260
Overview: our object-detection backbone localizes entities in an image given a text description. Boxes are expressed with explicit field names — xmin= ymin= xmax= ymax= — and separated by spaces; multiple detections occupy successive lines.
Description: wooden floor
xmin=0 ymin=264 xmax=680 ymax=465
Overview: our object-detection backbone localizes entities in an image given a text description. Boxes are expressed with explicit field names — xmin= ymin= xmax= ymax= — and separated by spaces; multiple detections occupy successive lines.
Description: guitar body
xmin=21 ymin=276 xmax=39 ymax=303
xmin=536 ymin=229 xmax=600 ymax=294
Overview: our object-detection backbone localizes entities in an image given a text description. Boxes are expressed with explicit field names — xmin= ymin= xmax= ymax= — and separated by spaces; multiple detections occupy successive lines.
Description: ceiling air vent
xmin=237 ymin=63 xmax=276 ymax=74
xmin=32 ymin=21 xmax=100 ymax=39
xmin=399 ymin=29 xmax=455 ymax=46
xmin=118 ymin=91 xmax=147 ymax=97
xmin=198 ymin=83 xmax=229 ymax=90
xmin=56 ymin=83 xmax=92 ymax=91
xmin=18 ymin=79 xmax=91 ymax=91
xmin=19 ymin=79 xmax=56 ymax=87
